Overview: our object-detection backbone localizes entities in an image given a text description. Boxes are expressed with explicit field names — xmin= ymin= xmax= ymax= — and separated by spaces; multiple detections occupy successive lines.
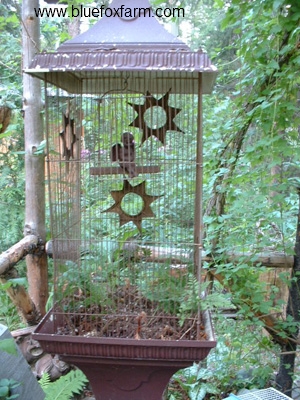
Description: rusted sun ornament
xmin=104 ymin=180 xmax=161 ymax=231
xmin=128 ymin=89 xmax=183 ymax=145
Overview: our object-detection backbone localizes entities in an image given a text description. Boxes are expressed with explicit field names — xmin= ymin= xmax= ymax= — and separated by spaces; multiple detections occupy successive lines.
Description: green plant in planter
xmin=138 ymin=264 xmax=190 ymax=314
xmin=54 ymin=263 xmax=112 ymax=312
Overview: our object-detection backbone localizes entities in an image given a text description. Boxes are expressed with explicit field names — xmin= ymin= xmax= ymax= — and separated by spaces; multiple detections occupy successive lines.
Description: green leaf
xmin=43 ymin=369 xmax=88 ymax=400
xmin=39 ymin=373 xmax=51 ymax=390
xmin=0 ymin=378 xmax=20 ymax=398
xmin=7 ymin=278 xmax=28 ymax=287
xmin=0 ymin=131 xmax=12 ymax=140
xmin=0 ymin=386 xmax=9 ymax=397
xmin=0 ymin=281 xmax=12 ymax=291
xmin=272 ymin=0 xmax=284 ymax=12
xmin=267 ymin=59 xmax=279 ymax=70
xmin=189 ymin=385 xmax=206 ymax=400
xmin=0 ymin=339 xmax=17 ymax=356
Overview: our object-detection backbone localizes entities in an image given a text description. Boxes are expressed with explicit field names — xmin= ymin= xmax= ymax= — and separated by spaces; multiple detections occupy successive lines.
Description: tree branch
xmin=0 ymin=235 xmax=41 ymax=276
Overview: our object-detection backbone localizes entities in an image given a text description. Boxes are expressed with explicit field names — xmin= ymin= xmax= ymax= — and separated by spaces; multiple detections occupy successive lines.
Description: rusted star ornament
xmin=103 ymin=180 xmax=161 ymax=231
xmin=59 ymin=112 xmax=77 ymax=160
xmin=128 ymin=89 xmax=183 ymax=145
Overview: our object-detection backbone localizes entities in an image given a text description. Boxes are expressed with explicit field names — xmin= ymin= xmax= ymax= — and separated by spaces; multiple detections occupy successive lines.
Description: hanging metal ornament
xmin=59 ymin=112 xmax=76 ymax=160
xmin=128 ymin=89 xmax=183 ymax=145
xmin=103 ymin=179 xmax=162 ymax=231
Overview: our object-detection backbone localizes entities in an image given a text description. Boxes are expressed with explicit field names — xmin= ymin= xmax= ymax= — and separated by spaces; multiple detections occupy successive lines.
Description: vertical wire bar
xmin=55 ymin=87 xmax=63 ymax=305
xmin=194 ymin=73 xmax=203 ymax=339
xmin=78 ymin=81 xmax=82 ymax=264
xmin=44 ymin=82 xmax=55 ymax=306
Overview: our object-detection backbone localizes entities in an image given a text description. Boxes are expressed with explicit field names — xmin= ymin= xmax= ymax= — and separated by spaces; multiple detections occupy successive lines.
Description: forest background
xmin=0 ymin=0 xmax=299 ymax=398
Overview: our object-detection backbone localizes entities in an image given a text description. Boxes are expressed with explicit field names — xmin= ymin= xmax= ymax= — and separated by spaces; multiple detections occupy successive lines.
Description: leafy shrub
xmin=167 ymin=316 xmax=278 ymax=399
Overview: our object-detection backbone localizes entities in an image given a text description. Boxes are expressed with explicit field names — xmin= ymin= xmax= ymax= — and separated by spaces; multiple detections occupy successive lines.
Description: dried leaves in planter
xmin=56 ymin=285 xmax=207 ymax=341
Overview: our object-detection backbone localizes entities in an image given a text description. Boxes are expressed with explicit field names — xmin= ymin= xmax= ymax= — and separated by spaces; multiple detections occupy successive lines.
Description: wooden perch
xmin=90 ymin=166 xmax=161 ymax=176
xmin=0 ymin=235 xmax=41 ymax=276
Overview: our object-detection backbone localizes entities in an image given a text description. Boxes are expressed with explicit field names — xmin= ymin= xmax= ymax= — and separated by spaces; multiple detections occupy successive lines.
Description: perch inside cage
xmin=29 ymin=0 xmax=218 ymax=398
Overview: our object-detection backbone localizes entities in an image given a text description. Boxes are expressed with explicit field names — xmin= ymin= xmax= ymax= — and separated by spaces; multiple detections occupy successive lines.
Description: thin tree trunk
xmin=22 ymin=0 xmax=48 ymax=318
xmin=275 ymin=188 xmax=300 ymax=396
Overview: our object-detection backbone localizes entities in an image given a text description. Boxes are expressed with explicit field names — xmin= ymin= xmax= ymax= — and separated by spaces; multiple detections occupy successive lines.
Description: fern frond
xmin=39 ymin=373 xmax=51 ymax=389
xmin=44 ymin=369 xmax=89 ymax=400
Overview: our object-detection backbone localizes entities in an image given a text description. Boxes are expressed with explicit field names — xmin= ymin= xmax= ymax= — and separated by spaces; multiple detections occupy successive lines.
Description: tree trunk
xmin=275 ymin=188 xmax=300 ymax=396
xmin=22 ymin=0 xmax=48 ymax=319
xmin=0 ymin=276 xmax=40 ymax=325
xmin=276 ymin=344 xmax=297 ymax=396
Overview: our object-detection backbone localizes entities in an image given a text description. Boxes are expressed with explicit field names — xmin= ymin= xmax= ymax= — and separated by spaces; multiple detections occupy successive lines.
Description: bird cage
xmin=30 ymin=0 xmax=218 ymax=398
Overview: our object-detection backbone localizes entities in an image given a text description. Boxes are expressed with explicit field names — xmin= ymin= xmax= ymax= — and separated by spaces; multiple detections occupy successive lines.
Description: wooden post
xmin=22 ymin=0 xmax=48 ymax=318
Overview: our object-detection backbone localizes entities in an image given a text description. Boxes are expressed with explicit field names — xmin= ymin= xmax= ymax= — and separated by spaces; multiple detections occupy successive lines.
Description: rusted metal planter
xmin=33 ymin=309 xmax=216 ymax=400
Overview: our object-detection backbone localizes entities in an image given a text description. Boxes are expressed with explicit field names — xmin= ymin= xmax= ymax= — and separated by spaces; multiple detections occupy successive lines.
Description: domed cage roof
xmin=25 ymin=0 xmax=217 ymax=94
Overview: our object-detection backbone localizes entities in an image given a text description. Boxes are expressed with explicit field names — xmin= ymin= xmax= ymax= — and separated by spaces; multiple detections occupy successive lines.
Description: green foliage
xmin=178 ymin=277 xmax=232 ymax=323
xmin=53 ymin=258 xmax=112 ymax=311
xmin=39 ymin=369 xmax=89 ymax=400
xmin=0 ymin=0 xmax=299 ymax=395
xmin=38 ymin=373 xmax=51 ymax=389
xmin=201 ymin=0 xmax=300 ymax=328
xmin=40 ymin=17 xmax=70 ymax=51
xmin=0 ymin=281 xmax=24 ymax=331
xmin=0 ymin=379 xmax=20 ymax=400
xmin=0 ymin=155 xmax=25 ymax=253
xmin=168 ymin=317 xmax=278 ymax=399
xmin=0 ymin=0 xmax=25 ymax=255
xmin=139 ymin=264 xmax=190 ymax=314
xmin=0 ymin=339 xmax=17 ymax=356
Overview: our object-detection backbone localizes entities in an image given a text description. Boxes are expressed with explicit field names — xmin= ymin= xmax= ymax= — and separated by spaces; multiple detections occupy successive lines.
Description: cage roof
xmin=25 ymin=0 xmax=217 ymax=94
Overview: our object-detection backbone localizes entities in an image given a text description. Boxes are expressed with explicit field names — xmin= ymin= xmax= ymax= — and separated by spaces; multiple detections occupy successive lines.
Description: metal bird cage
xmin=43 ymin=80 xmax=209 ymax=340
xmin=29 ymin=0 xmax=218 ymax=398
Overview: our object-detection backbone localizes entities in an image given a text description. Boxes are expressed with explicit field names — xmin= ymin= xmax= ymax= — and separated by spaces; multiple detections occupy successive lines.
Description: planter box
xmin=33 ymin=309 xmax=216 ymax=400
